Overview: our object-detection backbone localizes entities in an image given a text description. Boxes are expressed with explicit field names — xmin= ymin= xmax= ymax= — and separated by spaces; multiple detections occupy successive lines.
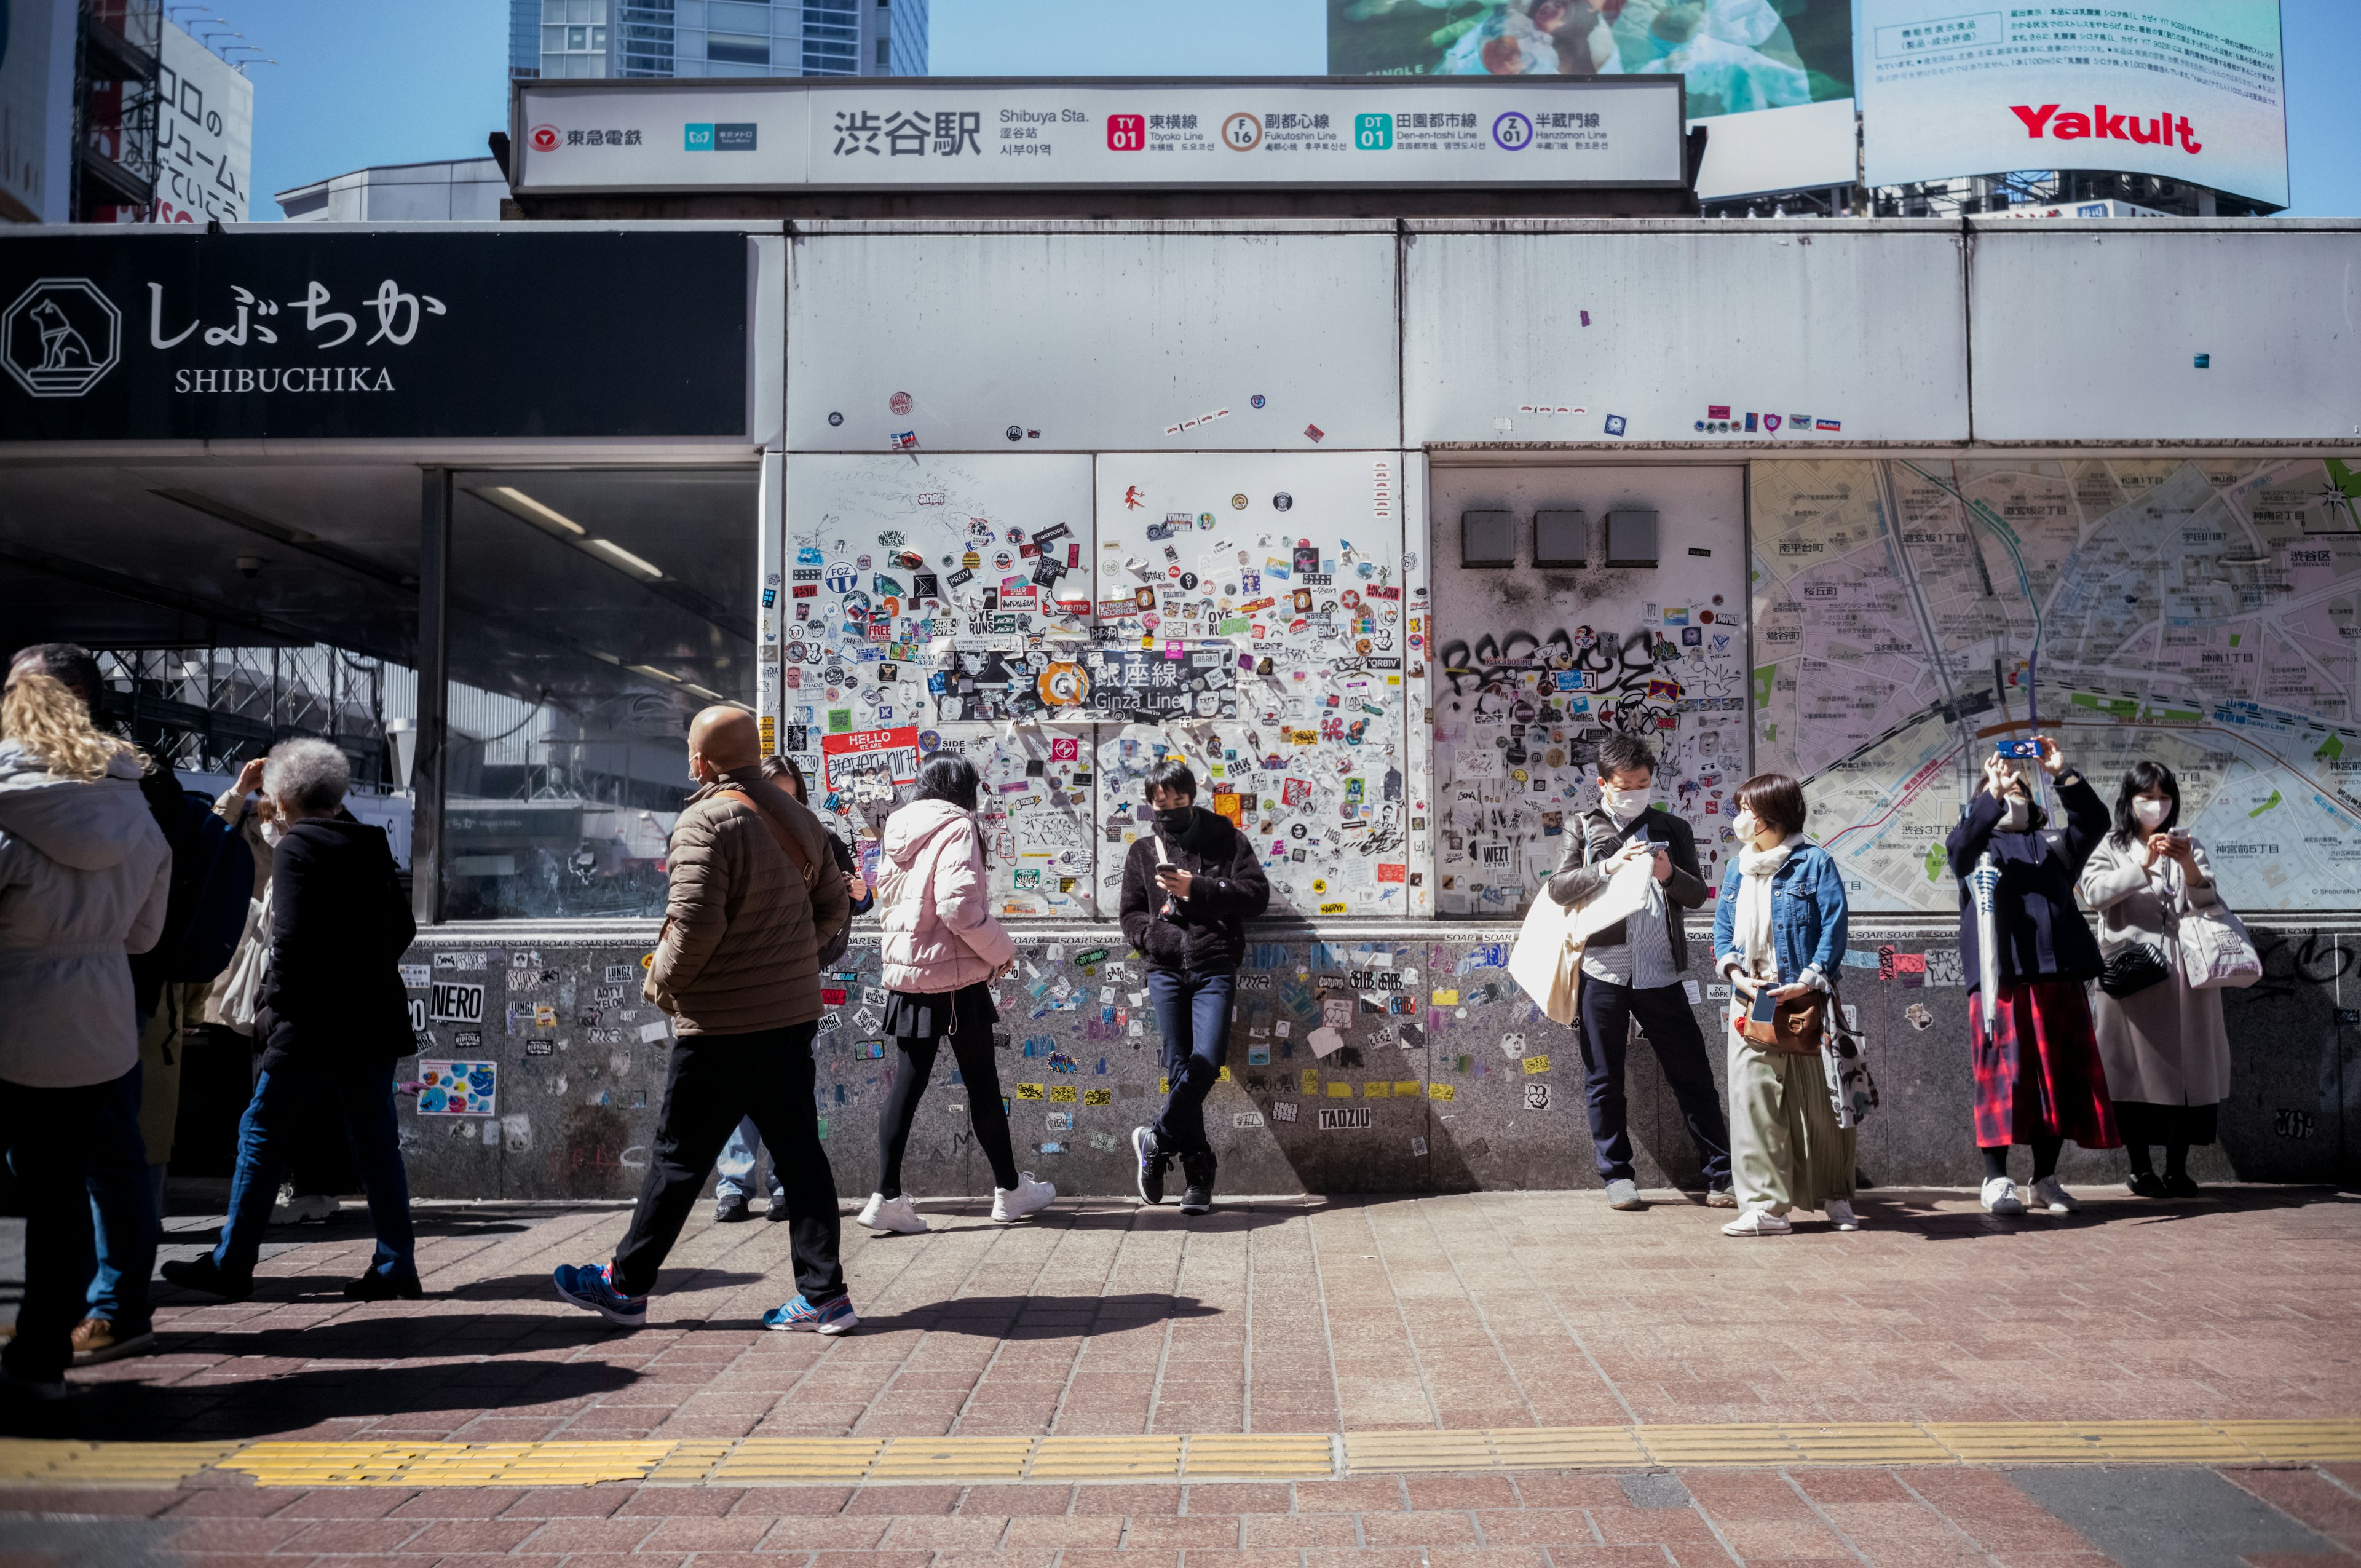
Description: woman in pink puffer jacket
xmin=861 ymin=754 xmax=1053 ymax=1235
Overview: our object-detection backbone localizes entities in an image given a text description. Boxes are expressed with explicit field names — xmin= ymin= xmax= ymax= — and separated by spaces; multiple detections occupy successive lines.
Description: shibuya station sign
xmin=510 ymin=76 xmax=1687 ymax=194
xmin=0 ymin=229 xmax=749 ymax=442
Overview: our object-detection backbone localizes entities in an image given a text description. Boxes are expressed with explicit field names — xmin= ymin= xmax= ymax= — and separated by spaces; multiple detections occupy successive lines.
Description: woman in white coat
xmin=2077 ymin=762 xmax=2230 ymax=1198
xmin=0 ymin=672 xmax=170 ymax=1394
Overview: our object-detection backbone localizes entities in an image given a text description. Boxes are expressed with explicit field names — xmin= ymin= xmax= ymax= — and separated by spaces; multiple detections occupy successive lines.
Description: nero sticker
xmin=429 ymin=981 xmax=486 ymax=1024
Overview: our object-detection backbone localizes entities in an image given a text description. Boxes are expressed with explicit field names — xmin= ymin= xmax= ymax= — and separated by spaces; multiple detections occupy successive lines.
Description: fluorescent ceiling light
xmin=583 ymin=537 xmax=664 ymax=579
xmin=682 ymin=683 xmax=726 ymax=701
xmin=482 ymin=485 xmax=585 ymax=536
xmin=627 ymin=663 xmax=682 ymax=684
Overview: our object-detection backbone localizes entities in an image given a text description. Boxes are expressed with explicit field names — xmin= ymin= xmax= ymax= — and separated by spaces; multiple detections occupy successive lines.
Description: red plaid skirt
xmin=1969 ymin=979 xmax=2120 ymax=1150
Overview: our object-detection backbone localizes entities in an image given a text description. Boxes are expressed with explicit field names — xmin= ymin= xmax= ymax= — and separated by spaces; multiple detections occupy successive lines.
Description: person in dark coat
xmin=163 ymin=738 xmax=421 ymax=1302
xmin=1945 ymin=736 xmax=2118 ymax=1218
xmin=1118 ymin=759 xmax=1270 ymax=1215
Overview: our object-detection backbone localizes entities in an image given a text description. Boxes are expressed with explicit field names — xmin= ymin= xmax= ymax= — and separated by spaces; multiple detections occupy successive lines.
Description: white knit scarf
xmin=1733 ymin=833 xmax=1802 ymax=977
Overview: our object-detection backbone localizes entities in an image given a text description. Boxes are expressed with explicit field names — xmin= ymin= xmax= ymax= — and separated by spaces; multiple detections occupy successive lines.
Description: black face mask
xmin=1155 ymin=806 xmax=1198 ymax=839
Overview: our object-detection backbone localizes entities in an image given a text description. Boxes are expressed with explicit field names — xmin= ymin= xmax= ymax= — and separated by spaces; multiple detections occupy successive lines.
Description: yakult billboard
xmin=1859 ymin=0 xmax=2287 ymax=209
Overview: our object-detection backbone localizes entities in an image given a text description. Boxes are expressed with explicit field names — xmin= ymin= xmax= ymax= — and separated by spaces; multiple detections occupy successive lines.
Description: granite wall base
xmin=391 ymin=921 xmax=2361 ymax=1202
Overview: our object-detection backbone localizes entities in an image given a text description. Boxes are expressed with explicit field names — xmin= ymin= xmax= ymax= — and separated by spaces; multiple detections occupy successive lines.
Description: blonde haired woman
xmin=0 ymin=671 xmax=171 ymax=1393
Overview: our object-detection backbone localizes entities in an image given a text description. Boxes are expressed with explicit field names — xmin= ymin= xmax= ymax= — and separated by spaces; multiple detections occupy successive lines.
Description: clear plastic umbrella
xmin=1971 ymin=850 xmax=2002 ymax=1043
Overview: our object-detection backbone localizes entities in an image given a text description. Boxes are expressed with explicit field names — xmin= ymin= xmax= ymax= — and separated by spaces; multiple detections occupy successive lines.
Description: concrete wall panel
xmin=786 ymin=230 xmax=1401 ymax=453
xmin=1969 ymin=224 xmax=2361 ymax=443
xmin=1404 ymin=225 xmax=1972 ymax=446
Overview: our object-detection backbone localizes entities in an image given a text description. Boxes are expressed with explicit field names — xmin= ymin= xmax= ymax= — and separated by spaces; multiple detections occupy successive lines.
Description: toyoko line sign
xmin=1859 ymin=0 xmax=2287 ymax=208
xmin=510 ymin=76 xmax=1686 ymax=194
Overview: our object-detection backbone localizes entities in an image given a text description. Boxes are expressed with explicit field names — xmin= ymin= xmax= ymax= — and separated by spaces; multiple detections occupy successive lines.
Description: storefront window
xmin=445 ymin=467 xmax=757 ymax=920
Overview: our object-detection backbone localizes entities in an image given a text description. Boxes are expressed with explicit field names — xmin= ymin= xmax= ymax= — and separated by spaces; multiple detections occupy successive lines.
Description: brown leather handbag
xmin=1741 ymin=992 xmax=1825 ymax=1053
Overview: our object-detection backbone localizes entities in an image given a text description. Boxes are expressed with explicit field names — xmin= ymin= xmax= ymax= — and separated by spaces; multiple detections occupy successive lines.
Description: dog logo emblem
xmin=3 ymin=279 xmax=122 ymax=398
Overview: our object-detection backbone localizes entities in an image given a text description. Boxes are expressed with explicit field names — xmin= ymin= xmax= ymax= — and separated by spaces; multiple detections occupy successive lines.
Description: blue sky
xmin=230 ymin=0 xmax=2357 ymax=218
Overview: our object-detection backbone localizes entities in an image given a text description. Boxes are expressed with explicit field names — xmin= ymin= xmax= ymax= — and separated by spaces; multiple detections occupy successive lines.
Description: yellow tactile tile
xmin=1029 ymin=1435 xmax=1184 ymax=1478
xmin=867 ymin=1435 xmax=1035 ymax=1480
xmin=26 ymin=1419 xmax=2361 ymax=1491
xmin=1184 ymin=1433 xmax=1339 ymax=1478
xmin=0 ymin=1439 xmax=237 ymax=1487
xmin=705 ymin=1438 xmax=885 ymax=1482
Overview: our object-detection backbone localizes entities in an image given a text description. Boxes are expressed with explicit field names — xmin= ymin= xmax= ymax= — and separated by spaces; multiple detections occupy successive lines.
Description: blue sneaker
xmin=552 ymin=1262 xmax=646 ymax=1328
xmin=763 ymin=1294 xmax=859 ymax=1336
xmin=1133 ymin=1125 xmax=1168 ymax=1206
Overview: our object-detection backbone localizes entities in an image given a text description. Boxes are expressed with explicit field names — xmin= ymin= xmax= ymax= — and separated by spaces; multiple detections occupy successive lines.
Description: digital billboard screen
xmin=1326 ymin=0 xmax=1859 ymax=198
xmin=1859 ymin=0 xmax=2288 ymax=209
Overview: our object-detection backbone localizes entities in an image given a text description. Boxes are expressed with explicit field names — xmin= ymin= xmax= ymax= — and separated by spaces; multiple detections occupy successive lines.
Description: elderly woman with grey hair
xmin=162 ymin=738 xmax=421 ymax=1302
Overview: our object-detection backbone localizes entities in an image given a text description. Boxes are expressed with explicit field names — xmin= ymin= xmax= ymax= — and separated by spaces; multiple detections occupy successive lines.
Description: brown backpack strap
xmin=719 ymin=788 xmax=813 ymax=883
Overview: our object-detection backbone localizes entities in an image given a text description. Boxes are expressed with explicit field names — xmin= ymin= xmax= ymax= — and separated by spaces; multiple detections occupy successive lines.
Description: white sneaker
xmin=1705 ymin=1186 xmax=1740 ymax=1209
xmin=1981 ymin=1176 xmax=2025 ymax=1215
xmin=855 ymin=1192 xmax=928 ymax=1234
xmin=991 ymin=1173 xmax=1056 ymax=1224
xmin=2029 ymin=1176 xmax=2081 ymax=1214
xmin=271 ymin=1189 xmax=339 ymax=1224
xmin=1824 ymin=1199 xmax=1859 ymax=1231
xmin=1604 ymin=1178 xmax=1645 ymax=1210
xmin=1720 ymin=1206 xmax=1792 ymax=1237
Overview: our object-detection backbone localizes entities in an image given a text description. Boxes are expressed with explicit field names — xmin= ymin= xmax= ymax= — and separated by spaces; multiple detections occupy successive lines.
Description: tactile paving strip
xmin=6 ymin=1420 xmax=2358 ymax=1490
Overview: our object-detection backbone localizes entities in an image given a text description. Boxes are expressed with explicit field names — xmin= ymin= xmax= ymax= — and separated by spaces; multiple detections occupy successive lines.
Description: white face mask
xmin=2133 ymin=798 xmax=2171 ymax=829
xmin=1730 ymin=809 xmax=1759 ymax=842
xmin=259 ymin=818 xmax=284 ymax=847
xmin=1600 ymin=783 xmax=1652 ymax=822
xmin=1999 ymin=798 xmax=2031 ymax=833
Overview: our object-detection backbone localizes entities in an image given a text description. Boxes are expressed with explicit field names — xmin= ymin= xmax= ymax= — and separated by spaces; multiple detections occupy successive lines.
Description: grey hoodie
xmin=0 ymin=740 xmax=172 ymax=1088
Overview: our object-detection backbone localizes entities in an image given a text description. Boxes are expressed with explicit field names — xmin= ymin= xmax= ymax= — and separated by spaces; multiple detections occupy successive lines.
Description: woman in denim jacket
xmin=1711 ymin=772 xmax=1854 ymax=1237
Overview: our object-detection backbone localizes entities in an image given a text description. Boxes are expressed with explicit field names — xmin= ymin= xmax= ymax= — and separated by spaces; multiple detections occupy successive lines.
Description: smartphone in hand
xmin=1749 ymin=988 xmax=1779 ymax=1025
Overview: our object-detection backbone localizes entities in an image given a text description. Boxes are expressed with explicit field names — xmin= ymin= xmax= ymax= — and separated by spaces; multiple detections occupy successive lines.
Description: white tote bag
xmin=1508 ymin=854 xmax=1656 ymax=1025
xmin=2180 ymin=900 xmax=2263 ymax=990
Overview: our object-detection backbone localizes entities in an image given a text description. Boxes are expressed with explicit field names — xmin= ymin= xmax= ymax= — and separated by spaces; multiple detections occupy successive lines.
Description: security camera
xmin=236 ymin=555 xmax=263 ymax=577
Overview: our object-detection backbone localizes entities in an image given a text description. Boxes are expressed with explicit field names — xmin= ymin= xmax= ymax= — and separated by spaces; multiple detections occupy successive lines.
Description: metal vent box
xmin=1605 ymin=509 xmax=1658 ymax=568
xmin=1533 ymin=509 xmax=1588 ymax=568
xmin=1461 ymin=510 xmax=1516 ymax=568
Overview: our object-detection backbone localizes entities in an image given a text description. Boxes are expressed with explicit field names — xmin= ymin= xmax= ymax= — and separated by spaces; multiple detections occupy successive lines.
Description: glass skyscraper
xmin=510 ymin=0 xmax=925 ymax=81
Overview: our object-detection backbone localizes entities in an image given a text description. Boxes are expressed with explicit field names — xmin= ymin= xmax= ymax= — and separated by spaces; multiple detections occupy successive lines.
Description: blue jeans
xmin=85 ymin=1063 xmax=158 ymax=1333
xmin=714 ymin=1115 xmax=783 ymax=1201
xmin=215 ymin=1060 xmax=416 ymax=1285
xmin=1146 ymin=970 xmax=1235 ymax=1172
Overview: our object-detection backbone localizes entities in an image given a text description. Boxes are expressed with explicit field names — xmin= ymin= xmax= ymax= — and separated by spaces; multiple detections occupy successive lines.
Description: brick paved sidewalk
xmin=9 ymin=1459 xmax=2361 ymax=1568
xmin=7 ymin=1184 xmax=2356 ymax=1446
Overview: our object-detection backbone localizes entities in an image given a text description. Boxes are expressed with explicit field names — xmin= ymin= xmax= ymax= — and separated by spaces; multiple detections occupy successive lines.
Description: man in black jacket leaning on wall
xmin=1118 ymin=759 xmax=1270 ymax=1216
xmin=1546 ymin=732 xmax=1734 ymax=1211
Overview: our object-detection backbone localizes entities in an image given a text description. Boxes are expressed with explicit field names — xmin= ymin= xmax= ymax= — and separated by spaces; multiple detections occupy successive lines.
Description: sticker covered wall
xmin=1427 ymin=465 xmax=1748 ymax=918
xmin=784 ymin=454 xmax=1102 ymax=912
xmin=1092 ymin=453 xmax=1411 ymax=918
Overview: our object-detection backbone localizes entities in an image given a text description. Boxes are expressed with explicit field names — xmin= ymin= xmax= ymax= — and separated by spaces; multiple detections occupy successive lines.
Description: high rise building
xmin=509 ymin=0 xmax=923 ymax=82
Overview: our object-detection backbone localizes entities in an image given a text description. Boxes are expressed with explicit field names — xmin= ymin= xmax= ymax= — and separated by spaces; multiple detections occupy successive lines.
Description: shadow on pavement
xmin=0 ymin=1350 xmax=641 ymax=1443
xmin=1851 ymin=1184 xmax=2355 ymax=1240
xmin=855 ymin=1291 xmax=1219 ymax=1337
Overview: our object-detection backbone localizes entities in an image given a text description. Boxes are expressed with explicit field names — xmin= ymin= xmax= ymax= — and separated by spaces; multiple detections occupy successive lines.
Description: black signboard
xmin=0 ymin=229 xmax=748 ymax=441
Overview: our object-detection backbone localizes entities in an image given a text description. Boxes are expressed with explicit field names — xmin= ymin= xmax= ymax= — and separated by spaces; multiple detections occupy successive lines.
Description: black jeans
xmin=0 ymin=1074 xmax=108 ymax=1383
xmin=1147 ymin=970 xmax=1235 ymax=1177
xmin=877 ymin=1028 xmax=1019 ymax=1198
xmin=1573 ymin=976 xmax=1732 ymax=1187
xmin=611 ymin=1023 xmax=844 ymax=1304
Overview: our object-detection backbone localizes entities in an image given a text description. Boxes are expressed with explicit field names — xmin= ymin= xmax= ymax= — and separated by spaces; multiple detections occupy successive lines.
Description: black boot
xmin=1178 ymin=1152 xmax=1216 ymax=1216
xmin=160 ymin=1256 xmax=253 ymax=1302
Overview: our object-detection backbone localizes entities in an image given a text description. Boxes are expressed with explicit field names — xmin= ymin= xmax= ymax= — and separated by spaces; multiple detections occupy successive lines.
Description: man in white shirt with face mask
xmin=1543 ymin=733 xmax=1735 ymax=1211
